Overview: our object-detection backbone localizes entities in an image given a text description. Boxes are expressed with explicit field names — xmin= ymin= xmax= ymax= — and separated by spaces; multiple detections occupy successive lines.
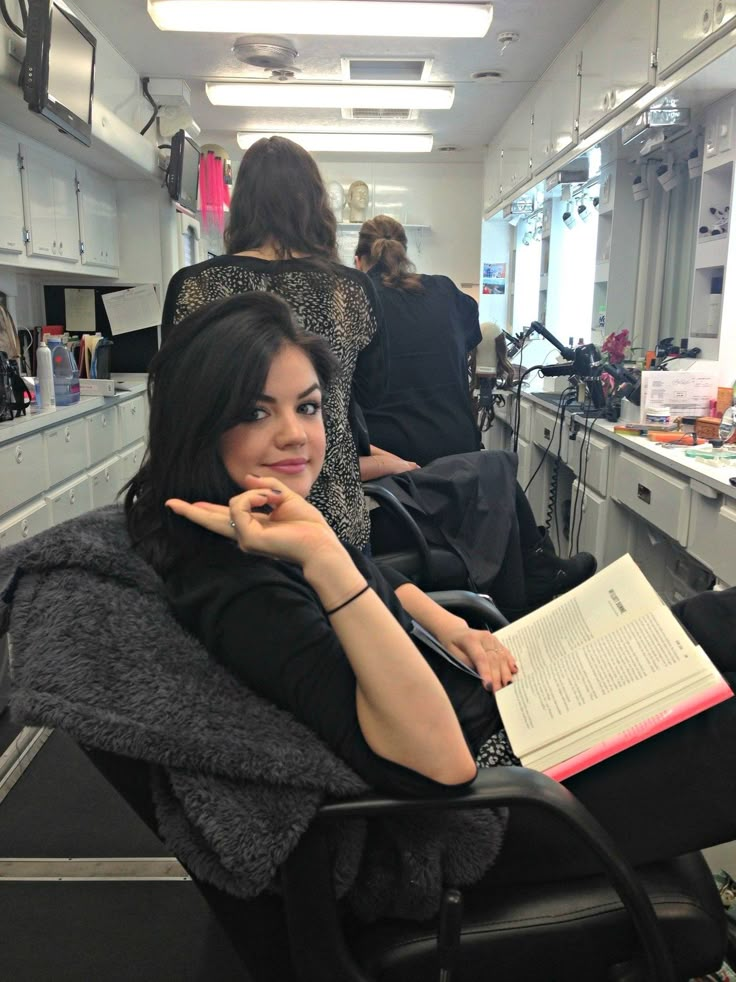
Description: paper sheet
xmin=101 ymin=284 xmax=161 ymax=336
xmin=638 ymin=370 xmax=718 ymax=422
xmin=64 ymin=289 xmax=96 ymax=333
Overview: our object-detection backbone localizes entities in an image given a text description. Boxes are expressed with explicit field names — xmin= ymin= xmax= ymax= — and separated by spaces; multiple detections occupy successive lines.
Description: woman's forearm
xmin=303 ymin=550 xmax=477 ymax=785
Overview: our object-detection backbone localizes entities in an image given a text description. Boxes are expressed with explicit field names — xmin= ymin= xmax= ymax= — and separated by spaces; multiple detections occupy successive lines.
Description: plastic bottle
xmin=47 ymin=338 xmax=80 ymax=406
xmin=36 ymin=340 xmax=56 ymax=413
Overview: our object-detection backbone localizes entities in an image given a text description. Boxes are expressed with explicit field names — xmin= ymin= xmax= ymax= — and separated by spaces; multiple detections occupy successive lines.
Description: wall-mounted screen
xmin=167 ymin=129 xmax=201 ymax=215
xmin=22 ymin=0 xmax=96 ymax=147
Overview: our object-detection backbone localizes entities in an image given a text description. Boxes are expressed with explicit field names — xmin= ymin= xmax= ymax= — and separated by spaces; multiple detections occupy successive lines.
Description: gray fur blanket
xmin=0 ymin=506 xmax=505 ymax=921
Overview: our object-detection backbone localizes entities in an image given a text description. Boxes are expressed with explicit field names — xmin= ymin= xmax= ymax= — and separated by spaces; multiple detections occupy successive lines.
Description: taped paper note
xmin=64 ymin=288 xmax=96 ymax=333
xmin=102 ymin=285 xmax=161 ymax=336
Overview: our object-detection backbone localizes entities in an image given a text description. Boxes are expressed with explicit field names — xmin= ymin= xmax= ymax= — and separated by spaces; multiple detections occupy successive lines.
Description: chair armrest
xmin=362 ymin=482 xmax=434 ymax=588
xmin=284 ymin=767 xmax=675 ymax=982
xmin=426 ymin=589 xmax=509 ymax=629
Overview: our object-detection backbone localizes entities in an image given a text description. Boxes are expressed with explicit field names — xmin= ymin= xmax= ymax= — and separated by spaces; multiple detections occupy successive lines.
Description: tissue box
xmin=80 ymin=378 xmax=115 ymax=397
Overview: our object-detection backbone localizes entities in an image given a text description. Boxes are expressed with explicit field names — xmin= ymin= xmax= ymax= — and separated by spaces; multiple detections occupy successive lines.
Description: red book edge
xmin=543 ymin=679 xmax=734 ymax=782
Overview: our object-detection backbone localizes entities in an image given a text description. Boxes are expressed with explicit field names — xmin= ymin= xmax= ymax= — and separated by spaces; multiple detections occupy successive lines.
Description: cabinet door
xmin=578 ymin=0 xmax=656 ymax=139
xmin=530 ymin=40 xmax=580 ymax=174
xmin=51 ymin=156 xmax=80 ymax=264
xmin=77 ymin=165 xmax=119 ymax=268
xmin=0 ymin=132 xmax=25 ymax=253
xmin=483 ymin=141 xmax=501 ymax=214
xmin=657 ymin=0 xmax=736 ymax=79
xmin=499 ymin=98 xmax=532 ymax=196
xmin=20 ymin=143 xmax=57 ymax=259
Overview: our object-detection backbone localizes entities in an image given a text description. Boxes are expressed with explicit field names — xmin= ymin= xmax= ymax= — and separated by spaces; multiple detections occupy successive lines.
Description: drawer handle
xmin=543 ymin=427 xmax=551 ymax=439
xmin=102 ymin=415 xmax=107 ymax=427
xmin=637 ymin=483 xmax=651 ymax=505
xmin=69 ymin=491 xmax=76 ymax=505
xmin=64 ymin=426 xmax=71 ymax=443
xmin=15 ymin=445 xmax=23 ymax=463
xmin=714 ymin=0 xmax=724 ymax=24
xmin=703 ymin=6 xmax=711 ymax=30
xmin=130 ymin=406 xmax=137 ymax=416
xmin=22 ymin=520 xmax=29 ymax=537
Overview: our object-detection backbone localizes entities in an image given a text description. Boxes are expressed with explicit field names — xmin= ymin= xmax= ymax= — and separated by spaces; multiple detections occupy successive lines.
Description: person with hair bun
xmin=160 ymin=136 xmax=387 ymax=551
xmin=354 ymin=215 xmax=482 ymax=465
xmin=354 ymin=215 xmax=596 ymax=614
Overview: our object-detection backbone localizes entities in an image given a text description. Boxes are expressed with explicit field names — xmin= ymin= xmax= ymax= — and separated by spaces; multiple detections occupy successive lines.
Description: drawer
xmin=45 ymin=418 xmax=89 ymax=488
xmin=119 ymin=396 xmax=147 ymax=448
xmin=118 ymin=441 xmax=145 ymax=485
xmin=0 ymin=433 xmax=47 ymax=514
xmin=89 ymin=457 xmax=122 ymax=508
xmin=531 ymin=408 xmax=562 ymax=455
xmin=517 ymin=399 xmax=531 ymax=444
xmin=0 ymin=499 xmax=50 ymax=548
xmin=611 ymin=451 xmax=690 ymax=545
xmin=45 ymin=474 xmax=93 ymax=525
xmin=714 ymin=500 xmax=736 ymax=586
xmin=566 ymin=431 xmax=610 ymax=496
xmin=688 ymin=483 xmax=722 ymax=573
xmin=87 ymin=406 xmax=119 ymax=466
xmin=570 ymin=480 xmax=629 ymax=567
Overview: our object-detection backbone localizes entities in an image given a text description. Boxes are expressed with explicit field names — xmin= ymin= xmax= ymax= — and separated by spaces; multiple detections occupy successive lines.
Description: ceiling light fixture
xmin=148 ymin=1 xmax=493 ymax=38
xmin=207 ymin=83 xmax=454 ymax=109
xmin=236 ymin=131 xmax=434 ymax=152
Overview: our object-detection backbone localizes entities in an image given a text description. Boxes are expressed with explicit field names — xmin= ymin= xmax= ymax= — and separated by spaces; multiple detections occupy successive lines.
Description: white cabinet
xmin=77 ymin=164 xmax=119 ymax=269
xmin=19 ymin=143 xmax=80 ymax=264
xmin=611 ymin=450 xmax=691 ymax=545
xmin=0 ymin=433 xmax=47 ymax=514
xmin=499 ymin=97 xmax=533 ymax=197
xmin=0 ymin=500 xmax=50 ymax=549
xmin=530 ymin=40 xmax=580 ymax=175
xmin=46 ymin=474 xmax=93 ymax=525
xmin=0 ymin=132 xmax=25 ymax=254
xmin=483 ymin=141 xmax=502 ymax=214
xmin=578 ymin=0 xmax=657 ymax=139
xmin=658 ymin=0 xmax=736 ymax=79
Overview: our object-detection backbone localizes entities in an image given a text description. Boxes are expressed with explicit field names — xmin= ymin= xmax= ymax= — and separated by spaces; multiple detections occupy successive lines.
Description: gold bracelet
xmin=325 ymin=584 xmax=370 ymax=616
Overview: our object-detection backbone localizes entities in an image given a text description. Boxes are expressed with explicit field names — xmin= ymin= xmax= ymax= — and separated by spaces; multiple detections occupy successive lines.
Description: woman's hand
xmin=166 ymin=474 xmax=340 ymax=567
xmin=359 ymin=445 xmax=420 ymax=481
xmin=437 ymin=623 xmax=517 ymax=693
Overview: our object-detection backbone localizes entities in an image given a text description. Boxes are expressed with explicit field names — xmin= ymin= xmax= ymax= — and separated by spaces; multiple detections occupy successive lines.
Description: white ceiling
xmin=73 ymin=0 xmax=604 ymax=161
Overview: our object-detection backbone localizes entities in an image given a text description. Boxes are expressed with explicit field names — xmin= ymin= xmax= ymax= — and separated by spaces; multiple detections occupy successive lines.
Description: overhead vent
xmin=342 ymin=57 xmax=433 ymax=82
xmin=342 ymin=107 xmax=417 ymax=120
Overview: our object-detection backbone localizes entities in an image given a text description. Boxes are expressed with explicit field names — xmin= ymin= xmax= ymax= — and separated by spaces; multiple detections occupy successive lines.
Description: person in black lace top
xmin=161 ymin=136 xmax=386 ymax=549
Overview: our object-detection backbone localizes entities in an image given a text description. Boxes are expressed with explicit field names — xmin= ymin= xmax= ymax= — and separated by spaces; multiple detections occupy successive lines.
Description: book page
xmin=494 ymin=556 xmax=705 ymax=757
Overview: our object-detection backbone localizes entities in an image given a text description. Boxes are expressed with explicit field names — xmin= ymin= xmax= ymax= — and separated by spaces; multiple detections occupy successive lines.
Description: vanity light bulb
xmin=562 ymin=210 xmax=576 ymax=230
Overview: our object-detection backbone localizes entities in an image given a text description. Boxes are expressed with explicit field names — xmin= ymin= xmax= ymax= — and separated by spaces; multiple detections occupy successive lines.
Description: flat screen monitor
xmin=167 ymin=129 xmax=201 ymax=214
xmin=22 ymin=0 xmax=96 ymax=147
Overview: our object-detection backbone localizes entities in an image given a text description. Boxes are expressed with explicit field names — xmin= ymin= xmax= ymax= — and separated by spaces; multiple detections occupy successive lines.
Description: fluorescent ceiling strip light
xmin=207 ymin=83 xmax=454 ymax=110
xmin=237 ymin=132 xmax=434 ymax=152
xmin=148 ymin=1 xmax=493 ymax=38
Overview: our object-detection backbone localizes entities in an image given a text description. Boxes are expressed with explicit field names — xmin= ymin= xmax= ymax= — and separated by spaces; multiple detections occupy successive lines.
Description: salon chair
xmin=79 ymin=590 xmax=727 ymax=982
xmin=364 ymin=482 xmax=470 ymax=591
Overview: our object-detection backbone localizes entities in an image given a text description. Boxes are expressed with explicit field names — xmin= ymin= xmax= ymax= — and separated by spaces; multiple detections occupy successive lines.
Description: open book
xmin=490 ymin=554 xmax=733 ymax=781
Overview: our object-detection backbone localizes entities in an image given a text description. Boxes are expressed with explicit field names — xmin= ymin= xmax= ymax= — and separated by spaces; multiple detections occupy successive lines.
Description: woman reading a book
xmin=126 ymin=291 xmax=736 ymax=875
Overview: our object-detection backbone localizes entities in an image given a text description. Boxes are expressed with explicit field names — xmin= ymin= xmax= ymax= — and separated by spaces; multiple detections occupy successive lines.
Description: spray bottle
xmin=36 ymin=340 xmax=55 ymax=413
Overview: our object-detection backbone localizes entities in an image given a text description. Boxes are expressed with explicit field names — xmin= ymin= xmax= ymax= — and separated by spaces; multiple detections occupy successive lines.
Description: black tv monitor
xmin=167 ymin=129 xmax=200 ymax=214
xmin=22 ymin=0 xmax=96 ymax=147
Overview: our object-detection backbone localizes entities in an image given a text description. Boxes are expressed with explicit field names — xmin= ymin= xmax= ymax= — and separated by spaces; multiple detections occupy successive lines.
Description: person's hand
xmin=166 ymin=474 xmax=339 ymax=567
xmin=436 ymin=623 xmax=517 ymax=693
xmin=370 ymin=446 xmax=420 ymax=475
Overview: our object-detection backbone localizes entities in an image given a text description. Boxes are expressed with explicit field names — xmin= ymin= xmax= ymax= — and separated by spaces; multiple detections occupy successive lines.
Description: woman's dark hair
xmin=355 ymin=215 xmax=424 ymax=292
xmin=224 ymin=137 xmax=339 ymax=262
xmin=125 ymin=291 xmax=340 ymax=575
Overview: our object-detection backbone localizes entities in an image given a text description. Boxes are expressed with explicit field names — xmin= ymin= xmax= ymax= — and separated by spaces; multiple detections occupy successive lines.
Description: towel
xmin=0 ymin=506 xmax=505 ymax=921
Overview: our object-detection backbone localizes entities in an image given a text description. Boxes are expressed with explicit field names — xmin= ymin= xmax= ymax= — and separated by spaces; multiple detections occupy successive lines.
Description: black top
xmin=361 ymin=269 xmax=482 ymax=466
xmin=161 ymin=255 xmax=387 ymax=548
xmin=165 ymin=538 xmax=500 ymax=797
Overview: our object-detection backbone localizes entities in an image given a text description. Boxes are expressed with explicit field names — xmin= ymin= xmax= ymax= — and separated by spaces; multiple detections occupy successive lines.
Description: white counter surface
xmin=524 ymin=391 xmax=736 ymax=500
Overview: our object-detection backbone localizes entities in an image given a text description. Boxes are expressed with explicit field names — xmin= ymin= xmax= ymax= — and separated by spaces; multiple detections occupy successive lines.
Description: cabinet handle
xmin=22 ymin=520 xmax=29 ymax=537
xmin=714 ymin=0 xmax=724 ymax=24
xmin=130 ymin=406 xmax=137 ymax=416
xmin=609 ymin=89 xmax=617 ymax=108
xmin=69 ymin=490 xmax=76 ymax=505
xmin=543 ymin=427 xmax=552 ymax=439
xmin=64 ymin=426 xmax=71 ymax=443
xmin=637 ymin=483 xmax=651 ymax=505
xmin=15 ymin=445 xmax=23 ymax=463
xmin=703 ymin=6 xmax=711 ymax=31
xmin=101 ymin=415 xmax=107 ymax=427
xmin=603 ymin=92 xmax=610 ymax=111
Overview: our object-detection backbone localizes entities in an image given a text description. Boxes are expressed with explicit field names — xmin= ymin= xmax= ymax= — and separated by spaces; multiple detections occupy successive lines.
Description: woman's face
xmin=219 ymin=344 xmax=326 ymax=499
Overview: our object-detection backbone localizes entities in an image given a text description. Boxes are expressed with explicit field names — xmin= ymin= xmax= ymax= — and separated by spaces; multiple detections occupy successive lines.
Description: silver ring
xmin=230 ymin=520 xmax=236 ymax=528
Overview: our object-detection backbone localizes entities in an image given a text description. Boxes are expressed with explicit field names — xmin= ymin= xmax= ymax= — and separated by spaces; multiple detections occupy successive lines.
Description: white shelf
xmin=336 ymin=223 xmax=430 ymax=230
xmin=695 ymin=235 xmax=728 ymax=269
